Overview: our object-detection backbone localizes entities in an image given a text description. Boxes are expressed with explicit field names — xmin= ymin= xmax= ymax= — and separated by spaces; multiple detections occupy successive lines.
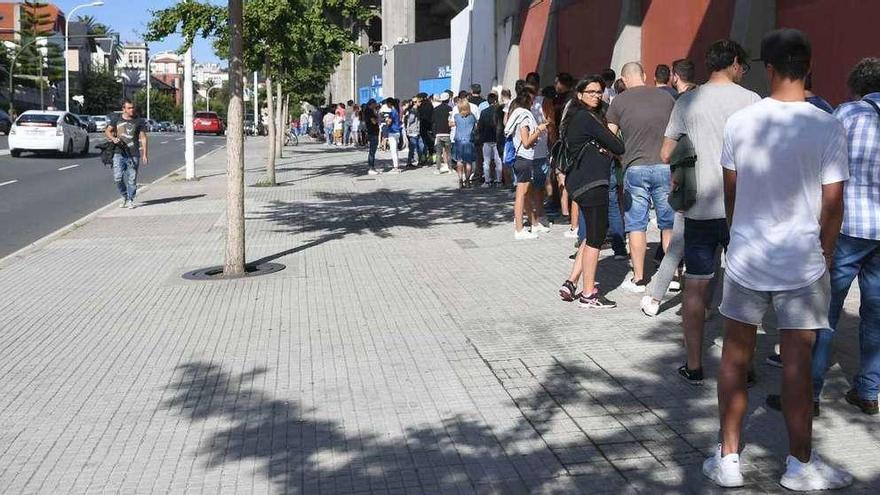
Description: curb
xmin=0 ymin=144 xmax=227 ymax=268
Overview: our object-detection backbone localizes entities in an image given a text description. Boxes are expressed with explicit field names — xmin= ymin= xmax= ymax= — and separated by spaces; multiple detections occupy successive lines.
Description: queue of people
xmin=332 ymin=28 xmax=879 ymax=492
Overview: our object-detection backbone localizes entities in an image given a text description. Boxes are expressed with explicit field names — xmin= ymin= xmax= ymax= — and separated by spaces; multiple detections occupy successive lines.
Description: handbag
xmin=667 ymin=136 xmax=697 ymax=211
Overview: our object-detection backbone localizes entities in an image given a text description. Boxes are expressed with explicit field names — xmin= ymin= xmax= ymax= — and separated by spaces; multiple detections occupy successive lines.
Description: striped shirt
xmin=834 ymin=92 xmax=880 ymax=240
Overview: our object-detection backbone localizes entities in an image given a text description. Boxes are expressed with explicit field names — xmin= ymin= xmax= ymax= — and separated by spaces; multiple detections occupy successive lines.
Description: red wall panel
xmin=556 ymin=0 xmax=622 ymax=78
xmin=641 ymin=0 xmax=735 ymax=84
xmin=777 ymin=0 xmax=880 ymax=105
xmin=519 ymin=0 xmax=552 ymax=78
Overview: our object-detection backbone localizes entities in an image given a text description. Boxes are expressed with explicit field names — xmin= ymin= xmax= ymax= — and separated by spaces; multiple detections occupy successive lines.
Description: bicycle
xmin=284 ymin=128 xmax=299 ymax=146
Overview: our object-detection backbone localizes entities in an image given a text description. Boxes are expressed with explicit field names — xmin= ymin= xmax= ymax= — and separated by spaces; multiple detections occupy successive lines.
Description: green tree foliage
xmin=82 ymin=67 xmax=122 ymax=115
xmin=15 ymin=0 xmax=65 ymax=90
xmin=133 ymin=89 xmax=181 ymax=123
xmin=144 ymin=0 xmax=373 ymax=103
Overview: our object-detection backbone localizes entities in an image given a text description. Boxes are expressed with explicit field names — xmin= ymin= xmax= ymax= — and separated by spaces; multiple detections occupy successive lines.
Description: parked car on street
xmin=8 ymin=110 xmax=90 ymax=157
xmin=77 ymin=114 xmax=96 ymax=132
xmin=0 ymin=110 xmax=11 ymax=135
xmin=92 ymin=115 xmax=108 ymax=132
xmin=158 ymin=121 xmax=173 ymax=132
xmin=193 ymin=111 xmax=224 ymax=136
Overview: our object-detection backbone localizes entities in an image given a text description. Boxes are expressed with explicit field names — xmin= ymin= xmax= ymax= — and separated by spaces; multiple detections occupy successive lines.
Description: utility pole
xmin=253 ymin=71 xmax=258 ymax=135
xmin=184 ymin=46 xmax=195 ymax=180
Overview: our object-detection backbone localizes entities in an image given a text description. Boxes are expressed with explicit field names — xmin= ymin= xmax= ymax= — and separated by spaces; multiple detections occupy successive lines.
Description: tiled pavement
xmin=0 ymin=138 xmax=877 ymax=494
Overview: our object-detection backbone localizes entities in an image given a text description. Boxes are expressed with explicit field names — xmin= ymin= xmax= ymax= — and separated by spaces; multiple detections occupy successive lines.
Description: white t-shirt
xmin=665 ymin=82 xmax=761 ymax=220
xmin=720 ymin=98 xmax=850 ymax=291
xmin=505 ymin=107 xmax=538 ymax=160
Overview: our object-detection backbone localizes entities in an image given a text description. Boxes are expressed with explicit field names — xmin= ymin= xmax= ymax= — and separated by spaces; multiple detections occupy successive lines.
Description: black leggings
xmin=580 ymin=203 xmax=609 ymax=249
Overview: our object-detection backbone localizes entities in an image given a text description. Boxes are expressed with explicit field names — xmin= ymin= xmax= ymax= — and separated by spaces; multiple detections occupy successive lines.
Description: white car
xmin=92 ymin=115 xmax=108 ymax=132
xmin=8 ymin=111 xmax=90 ymax=158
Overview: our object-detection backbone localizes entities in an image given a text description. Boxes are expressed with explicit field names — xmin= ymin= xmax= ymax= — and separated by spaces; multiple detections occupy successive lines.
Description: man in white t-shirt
xmin=704 ymin=29 xmax=852 ymax=491
xmin=658 ymin=40 xmax=761 ymax=383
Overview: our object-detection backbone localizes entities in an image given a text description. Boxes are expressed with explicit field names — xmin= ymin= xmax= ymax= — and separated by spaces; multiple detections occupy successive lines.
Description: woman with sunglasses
xmin=559 ymin=75 xmax=625 ymax=308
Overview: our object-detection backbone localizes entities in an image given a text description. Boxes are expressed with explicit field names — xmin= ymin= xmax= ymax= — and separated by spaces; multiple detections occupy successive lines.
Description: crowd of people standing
xmin=296 ymin=27 xmax=880 ymax=492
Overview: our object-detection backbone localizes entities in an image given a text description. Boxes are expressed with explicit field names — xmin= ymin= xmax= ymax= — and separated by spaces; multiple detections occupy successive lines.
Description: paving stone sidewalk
xmin=0 ymin=138 xmax=877 ymax=494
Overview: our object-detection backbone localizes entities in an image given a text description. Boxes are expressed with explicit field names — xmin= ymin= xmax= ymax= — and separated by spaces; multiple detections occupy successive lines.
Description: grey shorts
xmin=719 ymin=272 xmax=831 ymax=330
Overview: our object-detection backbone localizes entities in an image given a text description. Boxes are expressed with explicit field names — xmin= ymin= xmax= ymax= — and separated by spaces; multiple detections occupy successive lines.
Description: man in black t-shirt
xmin=363 ymin=99 xmax=381 ymax=175
xmin=416 ymin=93 xmax=434 ymax=161
xmin=105 ymin=99 xmax=148 ymax=208
xmin=468 ymin=83 xmax=486 ymax=107
xmin=432 ymin=94 xmax=453 ymax=173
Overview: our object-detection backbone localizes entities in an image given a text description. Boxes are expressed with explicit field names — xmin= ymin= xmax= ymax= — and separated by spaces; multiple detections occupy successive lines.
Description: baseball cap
xmin=439 ymin=92 xmax=450 ymax=102
xmin=759 ymin=28 xmax=811 ymax=66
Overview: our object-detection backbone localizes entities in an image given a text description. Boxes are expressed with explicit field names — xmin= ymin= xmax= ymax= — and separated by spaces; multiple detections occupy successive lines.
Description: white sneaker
xmin=387 ymin=168 xmax=401 ymax=174
xmin=668 ymin=279 xmax=682 ymax=292
xmin=439 ymin=165 xmax=450 ymax=174
xmin=119 ymin=199 xmax=128 ymax=208
xmin=432 ymin=168 xmax=442 ymax=175
xmin=702 ymin=444 xmax=745 ymax=488
xmin=531 ymin=223 xmax=551 ymax=234
xmin=126 ymin=201 xmax=137 ymax=209
xmin=514 ymin=229 xmax=538 ymax=240
xmin=640 ymin=296 xmax=660 ymax=317
xmin=621 ymin=278 xmax=648 ymax=293
xmin=563 ymin=228 xmax=578 ymax=239
xmin=779 ymin=453 xmax=853 ymax=491
xmin=480 ymin=182 xmax=490 ymax=188
xmin=367 ymin=168 xmax=379 ymax=175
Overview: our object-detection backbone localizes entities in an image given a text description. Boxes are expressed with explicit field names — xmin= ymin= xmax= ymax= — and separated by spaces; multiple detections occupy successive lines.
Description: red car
xmin=193 ymin=111 xmax=224 ymax=136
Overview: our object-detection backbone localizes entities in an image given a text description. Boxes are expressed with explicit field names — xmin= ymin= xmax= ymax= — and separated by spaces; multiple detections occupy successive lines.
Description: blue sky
xmin=53 ymin=0 xmax=225 ymax=65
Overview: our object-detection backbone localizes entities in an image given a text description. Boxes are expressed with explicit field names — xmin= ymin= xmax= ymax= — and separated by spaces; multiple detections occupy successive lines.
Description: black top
xmin=476 ymin=105 xmax=497 ymax=144
xmin=418 ymin=102 xmax=433 ymax=131
xmin=563 ymin=103 xmax=625 ymax=206
xmin=108 ymin=115 xmax=147 ymax=154
xmin=363 ymin=107 xmax=380 ymax=136
xmin=468 ymin=95 xmax=486 ymax=107
xmin=432 ymin=103 xmax=452 ymax=134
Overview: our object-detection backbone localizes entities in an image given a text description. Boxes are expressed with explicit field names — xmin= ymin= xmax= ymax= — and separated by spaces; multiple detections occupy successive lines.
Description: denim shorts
xmin=623 ymin=164 xmax=674 ymax=232
xmin=514 ymin=157 xmax=533 ymax=184
xmin=720 ymin=271 xmax=831 ymax=330
xmin=532 ymin=158 xmax=550 ymax=188
xmin=684 ymin=218 xmax=729 ymax=279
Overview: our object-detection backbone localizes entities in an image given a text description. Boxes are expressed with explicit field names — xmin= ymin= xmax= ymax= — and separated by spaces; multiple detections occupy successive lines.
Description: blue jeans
xmin=623 ymin=164 xmax=675 ymax=232
xmin=343 ymin=121 xmax=351 ymax=145
xmin=325 ymin=126 xmax=333 ymax=144
xmin=608 ymin=165 xmax=626 ymax=254
xmin=367 ymin=134 xmax=379 ymax=170
xmin=407 ymin=135 xmax=424 ymax=165
xmin=112 ymin=153 xmax=139 ymax=201
xmin=813 ymin=234 xmax=880 ymax=400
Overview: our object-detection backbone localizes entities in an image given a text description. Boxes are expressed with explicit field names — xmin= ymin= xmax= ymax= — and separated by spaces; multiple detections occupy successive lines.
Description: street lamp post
xmin=206 ymin=84 xmax=222 ymax=112
xmin=64 ymin=1 xmax=104 ymax=111
xmin=146 ymin=52 xmax=156 ymax=121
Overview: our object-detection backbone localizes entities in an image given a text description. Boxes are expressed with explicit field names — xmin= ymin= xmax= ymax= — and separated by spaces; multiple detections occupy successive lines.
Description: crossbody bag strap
xmin=864 ymin=97 xmax=880 ymax=121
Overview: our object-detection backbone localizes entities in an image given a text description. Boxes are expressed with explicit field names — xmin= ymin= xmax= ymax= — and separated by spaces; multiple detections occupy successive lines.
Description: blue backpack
xmin=502 ymin=114 xmax=528 ymax=167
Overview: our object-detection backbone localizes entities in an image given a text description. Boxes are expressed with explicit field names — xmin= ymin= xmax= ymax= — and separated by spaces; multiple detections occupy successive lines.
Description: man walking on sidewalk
xmin=705 ymin=29 xmax=852 ymax=491
xmin=659 ymin=40 xmax=760 ymax=383
xmin=106 ymin=99 xmax=148 ymax=209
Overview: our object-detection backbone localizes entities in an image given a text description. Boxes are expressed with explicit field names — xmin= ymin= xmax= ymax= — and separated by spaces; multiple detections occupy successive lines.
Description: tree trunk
xmin=224 ymin=0 xmax=246 ymax=276
xmin=274 ymin=82 xmax=283 ymax=159
xmin=265 ymin=65 xmax=276 ymax=186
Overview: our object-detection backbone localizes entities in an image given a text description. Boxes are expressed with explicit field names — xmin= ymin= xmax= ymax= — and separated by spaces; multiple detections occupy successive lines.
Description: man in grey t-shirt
xmin=660 ymin=40 xmax=760 ymax=383
xmin=606 ymin=62 xmax=675 ymax=292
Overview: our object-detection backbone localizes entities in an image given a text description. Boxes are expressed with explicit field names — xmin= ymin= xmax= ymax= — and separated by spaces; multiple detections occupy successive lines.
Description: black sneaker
xmin=677 ymin=365 xmax=704 ymax=386
xmin=579 ymin=292 xmax=616 ymax=309
xmin=559 ymin=280 xmax=579 ymax=302
xmin=766 ymin=394 xmax=820 ymax=417
xmin=765 ymin=353 xmax=783 ymax=368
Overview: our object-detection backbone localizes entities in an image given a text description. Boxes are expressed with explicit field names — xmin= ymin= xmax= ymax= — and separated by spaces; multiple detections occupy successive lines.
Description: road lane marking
xmin=195 ymin=141 xmax=205 ymax=145
xmin=58 ymin=164 xmax=80 ymax=171
xmin=0 ymin=179 xmax=18 ymax=187
xmin=175 ymin=137 xmax=184 ymax=141
xmin=160 ymin=140 xmax=169 ymax=144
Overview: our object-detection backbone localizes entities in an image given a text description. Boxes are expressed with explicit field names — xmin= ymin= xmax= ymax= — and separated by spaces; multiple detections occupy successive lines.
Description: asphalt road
xmin=0 ymin=133 xmax=226 ymax=258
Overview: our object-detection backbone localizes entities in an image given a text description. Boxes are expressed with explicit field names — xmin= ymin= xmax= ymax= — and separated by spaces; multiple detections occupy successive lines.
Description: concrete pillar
xmin=731 ymin=0 xmax=776 ymax=96
xmin=381 ymin=0 xmax=416 ymax=46
xmin=610 ymin=0 xmax=643 ymax=76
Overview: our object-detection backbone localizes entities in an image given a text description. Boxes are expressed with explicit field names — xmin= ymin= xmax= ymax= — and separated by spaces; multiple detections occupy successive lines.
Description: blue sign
xmin=419 ymin=78 xmax=451 ymax=96
xmin=371 ymin=75 xmax=383 ymax=87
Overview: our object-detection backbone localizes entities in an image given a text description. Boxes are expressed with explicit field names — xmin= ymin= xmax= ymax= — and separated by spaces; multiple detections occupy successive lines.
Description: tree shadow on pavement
xmin=140 ymin=194 xmax=206 ymax=206
xmin=250 ymin=188 xmax=511 ymax=241
xmin=162 ymin=348 xmax=880 ymax=494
